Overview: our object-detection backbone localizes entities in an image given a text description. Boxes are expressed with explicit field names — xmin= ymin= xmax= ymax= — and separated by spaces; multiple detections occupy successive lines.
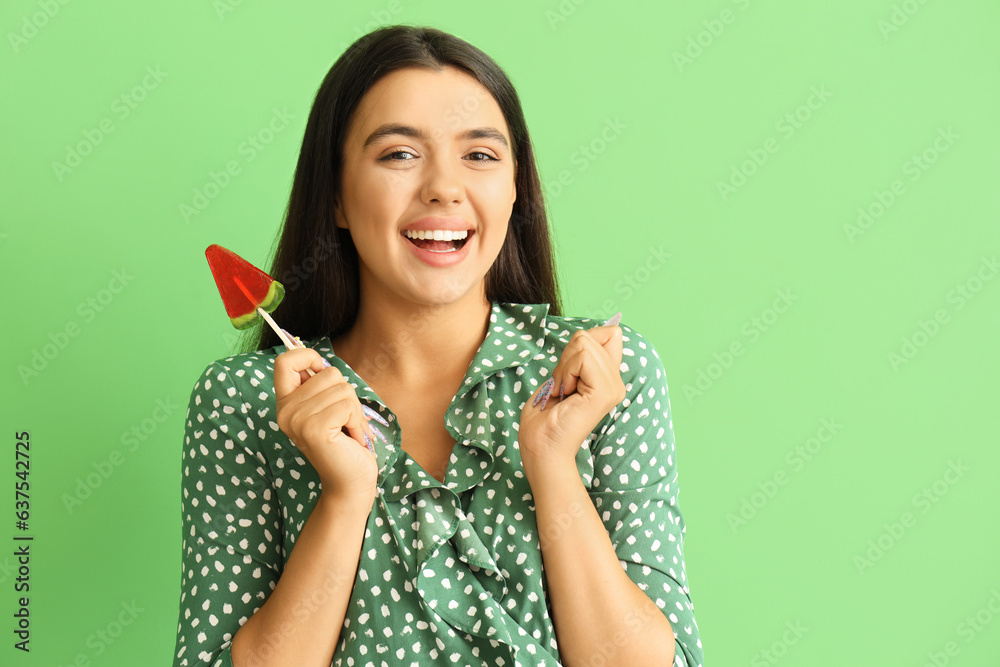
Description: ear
xmin=510 ymin=160 xmax=518 ymax=205
xmin=334 ymin=197 xmax=348 ymax=229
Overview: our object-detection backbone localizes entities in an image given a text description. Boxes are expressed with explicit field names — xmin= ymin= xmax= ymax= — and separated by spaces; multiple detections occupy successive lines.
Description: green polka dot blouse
xmin=172 ymin=302 xmax=702 ymax=666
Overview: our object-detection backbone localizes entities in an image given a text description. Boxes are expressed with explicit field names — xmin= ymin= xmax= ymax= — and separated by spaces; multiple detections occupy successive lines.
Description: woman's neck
xmin=333 ymin=287 xmax=493 ymax=390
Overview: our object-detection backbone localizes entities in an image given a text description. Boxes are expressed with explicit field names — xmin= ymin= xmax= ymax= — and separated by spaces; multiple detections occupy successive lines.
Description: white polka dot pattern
xmin=172 ymin=302 xmax=702 ymax=666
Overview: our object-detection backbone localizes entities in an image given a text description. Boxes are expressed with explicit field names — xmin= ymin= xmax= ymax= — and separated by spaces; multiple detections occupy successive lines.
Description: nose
xmin=420 ymin=154 xmax=464 ymax=205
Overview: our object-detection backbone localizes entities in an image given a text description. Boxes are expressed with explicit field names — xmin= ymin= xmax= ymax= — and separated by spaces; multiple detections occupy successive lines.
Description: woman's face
xmin=335 ymin=66 xmax=517 ymax=308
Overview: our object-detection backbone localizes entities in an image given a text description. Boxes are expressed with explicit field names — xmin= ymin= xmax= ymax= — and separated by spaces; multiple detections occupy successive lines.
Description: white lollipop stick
xmin=258 ymin=307 xmax=384 ymax=453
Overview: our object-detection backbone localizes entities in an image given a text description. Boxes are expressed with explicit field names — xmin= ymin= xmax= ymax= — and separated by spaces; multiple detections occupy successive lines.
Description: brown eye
xmin=379 ymin=150 xmax=417 ymax=162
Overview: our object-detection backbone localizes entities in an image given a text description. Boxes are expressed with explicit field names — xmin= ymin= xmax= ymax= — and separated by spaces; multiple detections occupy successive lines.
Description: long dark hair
xmin=241 ymin=25 xmax=561 ymax=354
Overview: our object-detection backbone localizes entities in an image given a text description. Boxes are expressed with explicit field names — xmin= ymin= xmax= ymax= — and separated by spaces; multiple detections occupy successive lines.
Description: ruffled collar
xmin=306 ymin=301 xmax=562 ymax=664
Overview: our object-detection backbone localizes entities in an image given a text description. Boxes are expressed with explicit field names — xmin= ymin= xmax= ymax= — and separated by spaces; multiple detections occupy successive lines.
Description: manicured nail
xmin=362 ymin=405 xmax=390 ymax=427
xmin=533 ymin=377 xmax=555 ymax=410
xmin=531 ymin=378 xmax=544 ymax=407
xmin=370 ymin=425 xmax=390 ymax=447
xmin=559 ymin=382 xmax=565 ymax=403
xmin=604 ymin=312 xmax=622 ymax=327
xmin=532 ymin=377 xmax=552 ymax=407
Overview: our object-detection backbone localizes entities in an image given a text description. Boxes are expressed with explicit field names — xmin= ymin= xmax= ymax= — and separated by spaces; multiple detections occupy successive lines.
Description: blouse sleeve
xmin=587 ymin=326 xmax=704 ymax=667
xmin=172 ymin=360 xmax=284 ymax=667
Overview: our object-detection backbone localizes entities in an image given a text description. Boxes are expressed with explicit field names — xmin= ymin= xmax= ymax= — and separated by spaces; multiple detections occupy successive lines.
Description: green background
xmin=2 ymin=0 xmax=998 ymax=665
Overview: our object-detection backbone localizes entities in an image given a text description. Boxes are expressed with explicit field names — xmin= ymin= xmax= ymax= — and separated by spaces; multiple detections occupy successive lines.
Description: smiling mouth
xmin=402 ymin=230 xmax=473 ymax=253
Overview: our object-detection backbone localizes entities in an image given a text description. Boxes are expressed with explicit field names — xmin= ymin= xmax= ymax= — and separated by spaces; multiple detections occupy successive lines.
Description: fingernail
xmin=533 ymin=377 xmax=554 ymax=409
xmin=362 ymin=405 xmax=390 ymax=427
xmin=604 ymin=312 xmax=622 ymax=327
xmin=532 ymin=377 xmax=550 ymax=407
xmin=370 ymin=425 xmax=390 ymax=447
xmin=559 ymin=382 xmax=565 ymax=403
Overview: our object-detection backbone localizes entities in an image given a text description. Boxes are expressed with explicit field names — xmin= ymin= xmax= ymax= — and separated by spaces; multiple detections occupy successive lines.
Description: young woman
xmin=173 ymin=25 xmax=702 ymax=667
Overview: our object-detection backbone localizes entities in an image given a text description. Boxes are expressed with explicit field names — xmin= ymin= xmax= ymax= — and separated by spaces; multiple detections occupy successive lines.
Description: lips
xmin=401 ymin=225 xmax=475 ymax=267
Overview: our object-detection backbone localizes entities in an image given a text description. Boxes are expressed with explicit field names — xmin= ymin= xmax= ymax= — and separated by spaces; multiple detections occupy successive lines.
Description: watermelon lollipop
xmin=205 ymin=244 xmax=285 ymax=329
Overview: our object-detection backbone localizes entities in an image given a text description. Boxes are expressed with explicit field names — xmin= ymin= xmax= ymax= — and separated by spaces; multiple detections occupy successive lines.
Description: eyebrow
xmin=361 ymin=123 xmax=510 ymax=151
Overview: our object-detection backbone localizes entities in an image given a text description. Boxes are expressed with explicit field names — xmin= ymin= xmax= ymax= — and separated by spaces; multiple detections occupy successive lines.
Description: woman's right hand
xmin=273 ymin=348 xmax=379 ymax=506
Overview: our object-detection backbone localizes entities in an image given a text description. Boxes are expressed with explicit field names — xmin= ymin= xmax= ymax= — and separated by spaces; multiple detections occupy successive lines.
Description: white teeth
xmin=403 ymin=229 xmax=469 ymax=241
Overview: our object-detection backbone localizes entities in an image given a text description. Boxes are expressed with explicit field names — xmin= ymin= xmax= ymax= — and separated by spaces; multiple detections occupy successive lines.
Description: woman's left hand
xmin=518 ymin=322 xmax=626 ymax=483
